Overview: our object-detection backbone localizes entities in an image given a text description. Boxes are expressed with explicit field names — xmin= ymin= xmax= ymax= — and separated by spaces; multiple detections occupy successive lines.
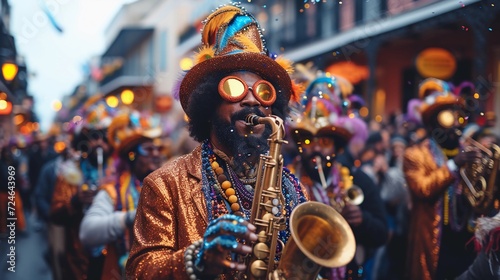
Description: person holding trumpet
xmin=402 ymin=78 xmax=485 ymax=280
xmin=287 ymin=75 xmax=388 ymax=279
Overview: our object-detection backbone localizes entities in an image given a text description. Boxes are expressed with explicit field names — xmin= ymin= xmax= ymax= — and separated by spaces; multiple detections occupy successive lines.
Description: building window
xmin=159 ymin=30 xmax=167 ymax=72
xmin=380 ymin=0 xmax=388 ymax=16
xmin=355 ymin=0 xmax=364 ymax=24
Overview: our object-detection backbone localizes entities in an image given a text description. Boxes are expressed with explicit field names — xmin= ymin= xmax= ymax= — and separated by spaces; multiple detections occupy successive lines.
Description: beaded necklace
xmin=227 ymin=164 xmax=254 ymax=218
xmin=429 ymin=139 xmax=469 ymax=231
xmin=202 ymin=140 xmax=245 ymax=218
xmin=201 ymin=140 xmax=308 ymax=254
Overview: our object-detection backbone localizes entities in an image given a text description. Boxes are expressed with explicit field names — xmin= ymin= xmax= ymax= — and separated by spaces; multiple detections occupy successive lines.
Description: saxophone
xmin=244 ymin=114 xmax=355 ymax=280
xmin=460 ymin=135 xmax=500 ymax=214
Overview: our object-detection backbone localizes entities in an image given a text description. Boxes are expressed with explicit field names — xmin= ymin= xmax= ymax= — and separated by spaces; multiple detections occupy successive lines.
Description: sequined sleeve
xmin=403 ymin=144 xmax=455 ymax=199
xmin=126 ymin=149 xmax=207 ymax=280
xmin=126 ymin=174 xmax=185 ymax=279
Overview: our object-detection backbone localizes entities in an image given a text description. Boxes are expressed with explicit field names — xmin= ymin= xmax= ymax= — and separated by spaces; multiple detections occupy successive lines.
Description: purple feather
xmin=405 ymin=98 xmax=422 ymax=124
xmin=172 ymin=72 xmax=186 ymax=101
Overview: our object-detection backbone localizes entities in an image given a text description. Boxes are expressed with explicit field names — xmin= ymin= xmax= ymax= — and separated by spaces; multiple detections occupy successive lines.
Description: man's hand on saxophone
xmin=194 ymin=214 xmax=258 ymax=277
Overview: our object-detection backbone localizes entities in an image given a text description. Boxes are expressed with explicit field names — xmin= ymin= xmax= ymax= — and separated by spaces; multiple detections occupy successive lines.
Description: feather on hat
xmin=177 ymin=3 xmax=300 ymax=118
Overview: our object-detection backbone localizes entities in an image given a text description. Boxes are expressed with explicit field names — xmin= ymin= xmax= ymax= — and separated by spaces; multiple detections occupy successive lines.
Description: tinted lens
xmin=255 ymin=82 xmax=274 ymax=102
xmin=222 ymin=78 xmax=246 ymax=98
xmin=437 ymin=110 xmax=455 ymax=128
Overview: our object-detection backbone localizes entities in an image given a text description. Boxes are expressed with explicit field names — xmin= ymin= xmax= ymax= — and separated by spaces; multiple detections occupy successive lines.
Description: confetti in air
xmin=40 ymin=0 xmax=64 ymax=33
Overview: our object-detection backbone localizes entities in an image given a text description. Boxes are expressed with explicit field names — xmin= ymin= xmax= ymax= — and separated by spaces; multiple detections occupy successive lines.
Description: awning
xmin=102 ymin=27 xmax=154 ymax=58
xmin=284 ymin=0 xmax=481 ymax=62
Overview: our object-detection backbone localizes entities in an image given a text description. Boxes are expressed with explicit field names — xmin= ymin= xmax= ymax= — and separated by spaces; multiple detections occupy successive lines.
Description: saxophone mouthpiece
xmin=245 ymin=114 xmax=261 ymax=126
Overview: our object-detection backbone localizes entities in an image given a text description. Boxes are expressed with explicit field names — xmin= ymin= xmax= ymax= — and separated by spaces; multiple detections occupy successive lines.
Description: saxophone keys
xmin=250 ymin=259 xmax=268 ymax=278
xmin=257 ymin=230 xmax=267 ymax=242
xmin=253 ymin=242 xmax=270 ymax=259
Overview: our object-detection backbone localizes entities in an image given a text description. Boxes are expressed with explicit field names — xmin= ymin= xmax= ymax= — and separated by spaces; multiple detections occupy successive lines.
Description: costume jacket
xmin=403 ymin=139 xmax=467 ymax=280
xmin=126 ymin=145 xmax=309 ymax=280
xmin=50 ymin=173 xmax=89 ymax=280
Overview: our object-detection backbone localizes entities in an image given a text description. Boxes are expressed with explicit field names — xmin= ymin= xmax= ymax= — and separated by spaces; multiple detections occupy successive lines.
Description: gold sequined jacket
xmin=126 ymin=145 xmax=308 ymax=279
xmin=402 ymin=139 xmax=456 ymax=280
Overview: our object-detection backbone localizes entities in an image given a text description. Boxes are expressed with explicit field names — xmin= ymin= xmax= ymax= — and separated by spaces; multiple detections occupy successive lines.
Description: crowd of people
xmin=1 ymin=2 xmax=500 ymax=280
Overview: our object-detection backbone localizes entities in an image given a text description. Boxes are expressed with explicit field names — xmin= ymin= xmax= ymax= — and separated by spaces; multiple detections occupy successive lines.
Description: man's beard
xmin=430 ymin=127 xmax=461 ymax=150
xmin=212 ymin=108 xmax=271 ymax=175
xmin=300 ymin=152 xmax=333 ymax=183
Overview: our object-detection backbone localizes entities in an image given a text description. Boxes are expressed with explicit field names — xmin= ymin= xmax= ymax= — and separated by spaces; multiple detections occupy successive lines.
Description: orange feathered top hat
xmin=178 ymin=2 xmax=300 ymax=118
xmin=418 ymin=78 xmax=464 ymax=125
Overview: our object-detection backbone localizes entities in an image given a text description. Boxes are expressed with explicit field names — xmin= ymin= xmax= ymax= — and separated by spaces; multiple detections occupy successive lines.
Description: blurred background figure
xmin=0 ymin=139 xmax=27 ymax=236
xmin=403 ymin=78 xmax=483 ymax=280
xmin=457 ymin=212 xmax=500 ymax=280
xmin=372 ymin=134 xmax=411 ymax=280
xmin=50 ymin=96 xmax=114 ymax=280
xmin=79 ymin=109 xmax=165 ymax=279
xmin=288 ymin=74 xmax=388 ymax=280
xmin=27 ymin=130 xmax=58 ymax=213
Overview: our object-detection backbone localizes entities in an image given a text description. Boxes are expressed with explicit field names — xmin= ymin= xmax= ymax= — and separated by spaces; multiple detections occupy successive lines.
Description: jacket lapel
xmin=186 ymin=146 xmax=208 ymax=226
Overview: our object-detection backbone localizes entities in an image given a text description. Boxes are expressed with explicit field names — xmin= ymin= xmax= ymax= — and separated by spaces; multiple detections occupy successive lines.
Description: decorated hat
xmin=176 ymin=2 xmax=300 ymax=118
xmin=107 ymin=110 xmax=162 ymax=157
xmin=418 ymin=78 xmax=464 ymax=125
xmin=69 ymin=94 xmax=114 ymax=135
xmin=289 ymin=74 xmax=354 ymax=149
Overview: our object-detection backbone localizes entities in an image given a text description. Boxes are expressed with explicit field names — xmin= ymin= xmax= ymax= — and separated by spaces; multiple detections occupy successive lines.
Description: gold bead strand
xmin=210 ymin=158 xmax=241 ymax=213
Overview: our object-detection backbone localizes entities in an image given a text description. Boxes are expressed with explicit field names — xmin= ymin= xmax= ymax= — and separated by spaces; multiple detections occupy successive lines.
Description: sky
xmin=10 ymin=0 xmax=132 ymax=132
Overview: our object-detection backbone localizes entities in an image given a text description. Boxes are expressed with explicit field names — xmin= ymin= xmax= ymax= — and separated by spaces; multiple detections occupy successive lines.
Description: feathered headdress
xmin=176 ymin=2 xmax=301 ymax=118
xmin=289 ymin=74 xmax=356 ymax=150
xmin=418 ymin=78 xmax=464 ymax=125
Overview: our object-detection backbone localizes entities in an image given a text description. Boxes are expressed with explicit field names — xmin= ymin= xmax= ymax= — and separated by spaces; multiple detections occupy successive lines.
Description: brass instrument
xmin=329 ymin=166 xmax=365 ymax=213
xmin=460 ymin=135 xmax=500 ymax=214
xmin=244 ymin=114 xmax=355 ymax=280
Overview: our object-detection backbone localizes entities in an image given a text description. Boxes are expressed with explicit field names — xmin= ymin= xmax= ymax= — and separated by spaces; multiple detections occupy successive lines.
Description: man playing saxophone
xmin=126 ymin=3 xmax=318 ymax=279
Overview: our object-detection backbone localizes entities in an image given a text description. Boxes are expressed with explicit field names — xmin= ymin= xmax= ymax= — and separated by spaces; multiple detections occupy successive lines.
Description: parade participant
xmin=50 ymin=96 xmax=114 ymax=280
xmin=288 ymin=75 xmax=388 ymax=279
xmin=79 ymin=110 xmax=164 ymax=279
xmin=0 ymin=139 xmax=27 ymax=235
xmin=403 ymin=78 xmax=482 ymax=280
xmin=125 ymin=3 xmax=326 ymax=279
xmin=35 ymin=143 xmax=72 ymax=280
xmin=456 ymin=212 xmax=500 ymax=279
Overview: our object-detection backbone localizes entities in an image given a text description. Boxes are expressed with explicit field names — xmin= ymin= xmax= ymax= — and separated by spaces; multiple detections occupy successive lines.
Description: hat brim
xmin=290 ymin=124 xmax=352 ymax=150
xmin=117 ymin=127 xmax=162 ymax=157
xmin=179 ymin=52 xmax=292 ymax=115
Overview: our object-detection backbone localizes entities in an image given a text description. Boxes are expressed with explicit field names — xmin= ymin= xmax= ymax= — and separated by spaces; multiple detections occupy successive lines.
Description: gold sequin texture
xmin=402 ymin=139 xmax=456 ymax=280
xmin=126 ymin=146 xmax=232 ymax=279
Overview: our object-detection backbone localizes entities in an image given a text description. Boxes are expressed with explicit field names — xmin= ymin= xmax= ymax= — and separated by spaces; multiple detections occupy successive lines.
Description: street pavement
xmin=0 ymin=211 xmax=53 ymax=280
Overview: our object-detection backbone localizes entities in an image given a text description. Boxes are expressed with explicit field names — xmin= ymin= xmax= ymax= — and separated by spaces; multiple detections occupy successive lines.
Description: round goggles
xmin=436 ymin=109 xmax=467 ymax=128
xmin=218 ymin=76 xmax=277 ymax=106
